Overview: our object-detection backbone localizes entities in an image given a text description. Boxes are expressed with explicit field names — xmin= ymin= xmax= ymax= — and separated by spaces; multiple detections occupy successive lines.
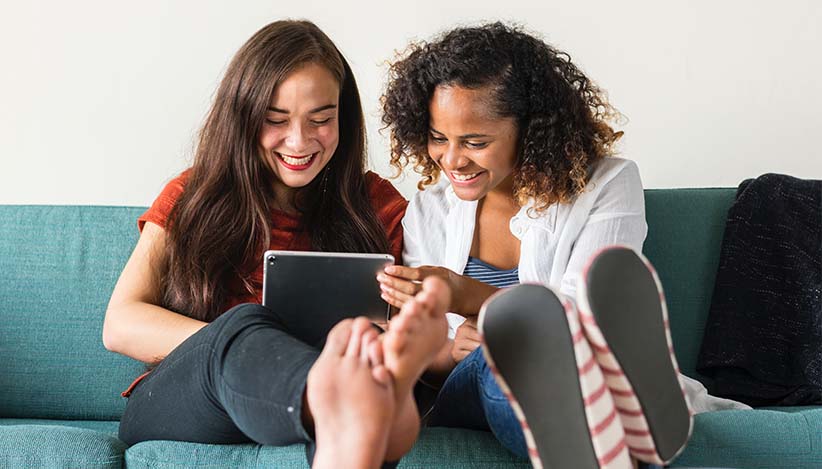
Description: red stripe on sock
xmin=599 ymin=364 xmax=624 ymax=376
xmin=584 ymin=381 xmax=609 ymax=406
xmin=609 ymin=387 xmax=637 ymax=397
xmin=591 ymin=407 xmax=619 ymax=436
xmin=579 ymin=312 xmax=597 ymax=326
xmin=573 ymin=329 xmax=585 ymax=344
xmin=615 ymin=405 xmax=643 ymax=416
xmin=599 ymin=439 xmax=628 ymax=466
xmin=623 ymin=427 xmax=651 ymax=437
xmin=629 ymin=447 xmax=657 ymax=456
xmin=579 ymin=355 xmax=597 ymax=374
xmin=589 ymin=341 xmax=611 ymax=354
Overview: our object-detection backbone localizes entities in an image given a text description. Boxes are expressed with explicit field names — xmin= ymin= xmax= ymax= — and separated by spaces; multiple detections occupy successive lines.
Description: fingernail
xmin=377 ymin=273 xmax=386 ymax=282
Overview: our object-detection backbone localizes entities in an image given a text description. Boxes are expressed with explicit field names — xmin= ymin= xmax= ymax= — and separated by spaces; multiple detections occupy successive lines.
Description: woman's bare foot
xmin=307 ymin=317 xmax=395 ymax=469
xmin=382 ymin=276 xmax=450 ymax=401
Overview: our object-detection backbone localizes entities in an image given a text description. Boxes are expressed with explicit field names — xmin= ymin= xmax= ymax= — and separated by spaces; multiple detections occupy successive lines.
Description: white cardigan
xmin=401 ymin=157 xmax=752 ymax=414
xmin=402 ymin=157 xmax=647 ymax=337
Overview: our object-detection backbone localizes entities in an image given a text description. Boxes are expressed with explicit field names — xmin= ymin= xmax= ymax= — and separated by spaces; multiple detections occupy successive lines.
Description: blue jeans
xmin=426 ymin=347 xmax=528 ymax=458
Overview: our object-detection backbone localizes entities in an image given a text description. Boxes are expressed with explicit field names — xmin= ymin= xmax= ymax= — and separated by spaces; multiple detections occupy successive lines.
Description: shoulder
xmin=364 ymin=171 xmax=408 ymax=220
xmin=138 ymin=168 xmax=193 ymax=232
xmin=580 ymin=157 xmax=643 ymax=205
xmin=407 ymin=177 xmax=451 ymax=220
xmin=156 ymin=168 xmax=192 ymax=202
xmin=365 ymin=171 xmax=403 ymax=201
xmin=587 ymin=157 xmax=641 ymax=189
xmin=579 ymin=157 xmax=644 ymax=214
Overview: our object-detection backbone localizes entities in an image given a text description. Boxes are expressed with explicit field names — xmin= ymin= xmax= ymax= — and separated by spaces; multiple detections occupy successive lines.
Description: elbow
xmin=102 ymin=309 xmax=123 ymax=353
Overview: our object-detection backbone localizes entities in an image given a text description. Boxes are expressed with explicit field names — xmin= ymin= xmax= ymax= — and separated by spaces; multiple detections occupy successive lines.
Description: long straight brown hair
xmin=162 ymin=20 xmax=389 ymax=322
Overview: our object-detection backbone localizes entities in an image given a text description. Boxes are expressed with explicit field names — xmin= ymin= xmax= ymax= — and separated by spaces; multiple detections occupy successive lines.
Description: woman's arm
xmin=102 ymin=221 xmax=207 ymax=364
xmin=378 ymin=265 xmax=498 ymax=316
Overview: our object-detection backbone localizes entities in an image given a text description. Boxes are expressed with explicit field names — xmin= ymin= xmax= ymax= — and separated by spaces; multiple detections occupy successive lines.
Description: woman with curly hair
xmin=378 ymin=23 xmax=692 ymax=469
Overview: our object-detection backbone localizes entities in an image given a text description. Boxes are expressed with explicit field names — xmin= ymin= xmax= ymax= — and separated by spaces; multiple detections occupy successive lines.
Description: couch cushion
xmin=125 ymin=440 xmax=307 ymax=469
xmin=0 ymin=423 xmax=126 ymax=468
xmin=0 ymin=205 xmax=147 ymax=420
xmin=643 ymin=189 xmax=736 ymax=381
xmin=125 ymin=427 xmax=529 ymax=468
xmin=0 ymin=418 xmax=120 ymax=436
xmin=670 ymin=407 xmax=822 ymax=468
xmin=399 ymin=427 xmax=529 ymax=468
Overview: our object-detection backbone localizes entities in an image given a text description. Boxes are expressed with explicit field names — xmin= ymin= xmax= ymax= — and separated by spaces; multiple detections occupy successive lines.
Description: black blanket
xmin=697 ymin=173 xmax=822 ymax=407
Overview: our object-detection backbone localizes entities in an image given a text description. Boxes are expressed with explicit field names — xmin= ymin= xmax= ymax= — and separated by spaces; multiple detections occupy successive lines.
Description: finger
xmin=380 ymin=284 xmax=415 ymax=306
xmin=461 ymin=340 xmax=482 ymax=353
xmin=454 ymin=337 xmax=481 ymax=351
xmin=377 ymin=274 xmax=420 ymax=296
xmin=381 ymin=294 xmax=404 ymax=310
xmin=453 ymin=349 xmax=469 ymax=363
xmin=383 ymin=265 xmax=424 ymax=281
xmin=463 ymin=328 xmax=482 ymax=342
xmin=381 ymin=289 xmax=406 ymax=310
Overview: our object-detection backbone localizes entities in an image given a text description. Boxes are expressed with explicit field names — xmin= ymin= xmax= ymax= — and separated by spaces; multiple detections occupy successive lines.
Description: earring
xmin=321 ymin=165 xmax=331 ymax=196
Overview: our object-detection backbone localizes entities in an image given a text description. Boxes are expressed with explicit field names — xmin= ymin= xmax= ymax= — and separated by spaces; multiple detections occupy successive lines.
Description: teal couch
xmin=1 ymin=189 xmax=820 ymax=468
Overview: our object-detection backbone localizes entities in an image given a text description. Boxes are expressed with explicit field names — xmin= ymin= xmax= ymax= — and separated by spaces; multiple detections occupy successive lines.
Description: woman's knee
xmin=195 ymin=303 xmax=286 ymax=355
xmin=211 ymin=303 xmax=279 ymax=332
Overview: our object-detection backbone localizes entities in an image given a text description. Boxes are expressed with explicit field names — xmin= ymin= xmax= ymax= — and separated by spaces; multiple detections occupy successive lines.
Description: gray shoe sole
xmin=584 ymin=247 xmax=691 ymax=462
xmin=480 ymin=284 xmax=600 ymax=469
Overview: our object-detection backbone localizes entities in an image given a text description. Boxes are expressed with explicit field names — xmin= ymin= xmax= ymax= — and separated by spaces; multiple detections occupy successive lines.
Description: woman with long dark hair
xmin=103 ymin=20 xmax=450 ymax=468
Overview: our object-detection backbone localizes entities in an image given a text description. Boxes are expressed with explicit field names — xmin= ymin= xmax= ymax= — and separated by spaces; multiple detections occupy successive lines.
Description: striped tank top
xmin=463 ymin=256 xmax=520 ymax=288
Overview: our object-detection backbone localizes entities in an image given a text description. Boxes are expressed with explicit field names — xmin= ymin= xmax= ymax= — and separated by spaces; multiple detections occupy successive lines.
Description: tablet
xmin=262 ymin=250 xmax=394 ymax=344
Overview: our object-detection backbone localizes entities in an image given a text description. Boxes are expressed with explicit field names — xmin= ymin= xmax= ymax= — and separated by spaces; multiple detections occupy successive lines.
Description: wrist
xmin=465 ymin=282 xmax=498 ymax=315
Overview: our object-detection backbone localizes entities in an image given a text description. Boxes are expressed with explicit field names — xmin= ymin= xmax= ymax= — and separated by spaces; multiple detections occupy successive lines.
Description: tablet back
xmin=262 ymin=250 xmax=393 ymax=345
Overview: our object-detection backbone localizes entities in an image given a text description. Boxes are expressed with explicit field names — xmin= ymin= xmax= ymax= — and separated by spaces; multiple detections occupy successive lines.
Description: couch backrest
xmin=0 ymin=190 xmax=736 ymax=419
xmin=643 ymin=188 xmax=735 ymax=381
xmin=0 ymin=206 xmax=146 ymax=420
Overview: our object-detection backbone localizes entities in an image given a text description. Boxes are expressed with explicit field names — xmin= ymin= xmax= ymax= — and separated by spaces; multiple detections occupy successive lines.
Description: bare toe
xmin=323 ymin=319 xmax=354 ymax=357
xmin=421 ymin=276 xmax=450 ymax=313
xmin=360 ymin=328 xmax=379 ymax=362
xmin=372 ymin=365 xmax=393 ymax=387
xmin=368 ymin=339 xmax=384 ymax=367
xmin=346 ymin=317 xmax=372 ymax=357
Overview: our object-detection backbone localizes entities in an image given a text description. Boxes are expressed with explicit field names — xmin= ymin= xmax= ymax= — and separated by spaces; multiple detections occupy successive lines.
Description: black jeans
xmin=119 ymin=303 xmax=318 ymax=447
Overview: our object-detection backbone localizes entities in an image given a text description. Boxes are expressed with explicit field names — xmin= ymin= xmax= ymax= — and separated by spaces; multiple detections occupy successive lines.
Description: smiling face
xmin=259 ymin=62 xmax=340 ymax=201
xmin=427 ymin=85 xmax=519 ymax=202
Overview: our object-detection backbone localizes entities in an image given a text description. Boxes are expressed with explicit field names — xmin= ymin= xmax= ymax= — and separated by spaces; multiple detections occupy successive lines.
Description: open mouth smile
xmin=450 ymin=171 xmax=484 ymax=184
xmin=276 ymin=152 xmax=318 ymax=170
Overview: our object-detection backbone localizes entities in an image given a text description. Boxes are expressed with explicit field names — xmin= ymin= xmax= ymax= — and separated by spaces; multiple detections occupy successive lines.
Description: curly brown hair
xmin=381 ymin=22 xmax=623 ymax=211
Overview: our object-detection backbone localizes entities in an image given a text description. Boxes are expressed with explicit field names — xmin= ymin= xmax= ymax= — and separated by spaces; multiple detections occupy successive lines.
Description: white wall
xmin=1 ymin=0 xmax=820 ymax=205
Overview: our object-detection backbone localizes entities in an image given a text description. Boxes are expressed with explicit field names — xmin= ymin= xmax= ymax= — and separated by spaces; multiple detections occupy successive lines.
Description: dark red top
xmin=137 ymin=169 xmax=407 ymax=312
